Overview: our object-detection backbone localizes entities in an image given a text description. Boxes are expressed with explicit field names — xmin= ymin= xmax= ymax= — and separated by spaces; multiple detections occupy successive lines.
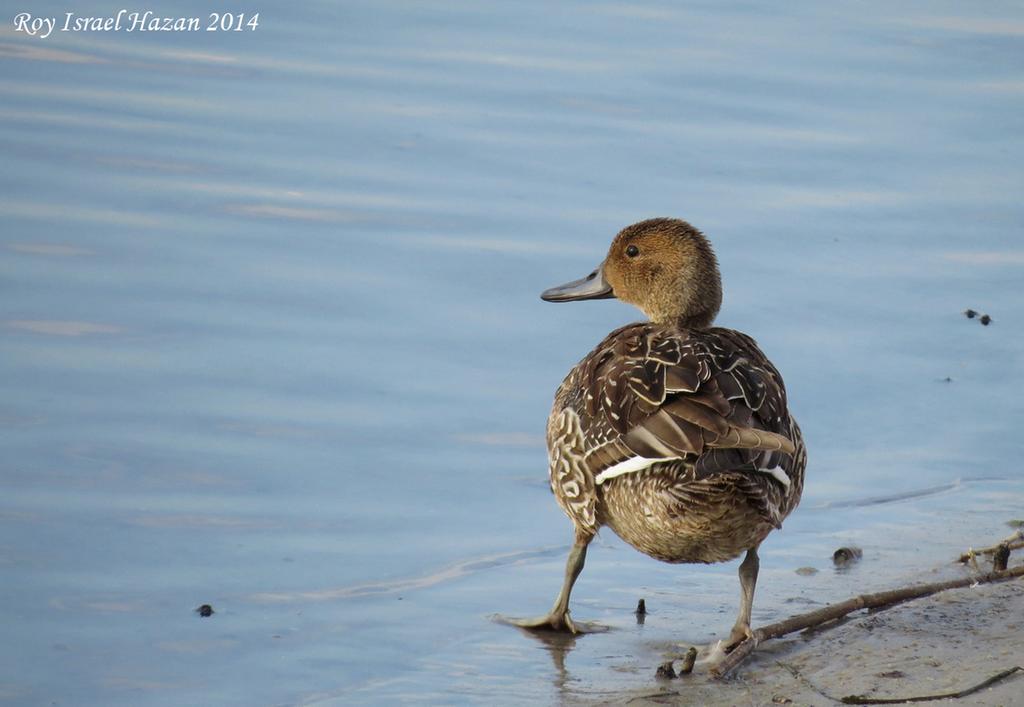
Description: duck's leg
xmin=726 ymin=545 xmax=759 ymax=649
xmin=510 ymin=533 xmax=592 ymax=633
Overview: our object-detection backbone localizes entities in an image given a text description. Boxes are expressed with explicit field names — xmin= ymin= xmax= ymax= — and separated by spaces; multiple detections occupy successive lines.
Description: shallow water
xmin=2 ymin=1 xmax=1023 ymax=705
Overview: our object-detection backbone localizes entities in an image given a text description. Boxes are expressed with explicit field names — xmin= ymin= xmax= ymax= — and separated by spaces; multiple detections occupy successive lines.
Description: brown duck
xmin=512 ymin=218 xmax=806 ymax=648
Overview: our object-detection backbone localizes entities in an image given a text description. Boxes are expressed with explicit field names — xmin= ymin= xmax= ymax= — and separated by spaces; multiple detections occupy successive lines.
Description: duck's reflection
xmin=514 ymin=625 xmax=579 ymax=691
xmin=498 ymin=618 xmax=610 ymax=695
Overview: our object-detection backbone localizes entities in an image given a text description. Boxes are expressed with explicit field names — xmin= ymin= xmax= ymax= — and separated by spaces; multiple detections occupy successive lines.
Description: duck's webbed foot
xmin=508 ymin=611 xmax=580 ymax=634
xmin=725 ymin=622 xmax=755 ymax=652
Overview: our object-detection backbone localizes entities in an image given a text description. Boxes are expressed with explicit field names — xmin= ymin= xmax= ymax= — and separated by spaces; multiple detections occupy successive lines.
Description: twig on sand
xmin=712 ymin=564 xmax=1024 ymax=678
xmin=839 ymin=665 xmax=1023 ymax=704
xmin=627 ymin=690 xmax=678 ymax=704
xmin=779 ymin=661 xmax=1023 ymax=705
xmin=957 ymin=530 xmax=1024 ymax=564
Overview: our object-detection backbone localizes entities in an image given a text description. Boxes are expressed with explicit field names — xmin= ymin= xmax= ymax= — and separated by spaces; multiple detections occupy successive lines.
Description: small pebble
xmin=833 ymin=546 xmax=863 ymax=566
xmin=195 ymin=604 xmax=214 ymax=617
xmin=964 ymin=309 xmax=978 ymax=319
xmin=655 ymin=661 xmax=676 ymax=679
xmin=980 ymin=314 xmax=992 ymax=325
xmin=795 ymin=567 xmax=818 ymax=576
xmin=635 ymin=598 xmax=647 ymax=616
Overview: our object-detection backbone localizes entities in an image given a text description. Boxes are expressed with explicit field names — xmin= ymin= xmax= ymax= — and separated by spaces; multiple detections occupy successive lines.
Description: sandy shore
xmin=585 ymin=572 xmax=1024 ymax=706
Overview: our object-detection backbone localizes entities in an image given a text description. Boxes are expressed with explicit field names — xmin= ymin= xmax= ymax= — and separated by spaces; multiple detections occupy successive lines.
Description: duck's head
xmin=541 ymin=218 xmax=722 ymax=328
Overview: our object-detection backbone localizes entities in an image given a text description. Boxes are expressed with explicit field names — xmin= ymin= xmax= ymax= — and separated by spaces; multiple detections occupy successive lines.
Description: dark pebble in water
xmin=635 ymin=598 xmax=647 ymax=616
xmin=655 ymin=661 xmax=676 ymax=679
xmin=833 ymin=546 xmax=863 ymax=566
xmin=964 ymin=309 xmax=978 ymax=319
xmin=878 ymin=670 xmax=905 ymax=679
xmin=795 ymin=567 xmax=818 ymax=576
xmin=195 ymin=604 xmax=215 ymax=617
xmin=980 ymin=314 xmax=992 ymax=325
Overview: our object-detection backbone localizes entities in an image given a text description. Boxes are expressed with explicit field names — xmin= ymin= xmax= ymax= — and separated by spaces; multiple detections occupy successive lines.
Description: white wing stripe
xmin=595 ymin=456 xmax=675 ymax=485
xmin=760 ymin=466 xmax=791 ymax=488
xmin=596 ymin=459 xmax=791 ymax=489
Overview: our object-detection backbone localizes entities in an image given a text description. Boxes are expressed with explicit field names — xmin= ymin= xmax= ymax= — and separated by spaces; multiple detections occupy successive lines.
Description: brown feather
xmin=684 ymin=381 xmax=732 ymax=416
xmin=664 ymin=365 xmax=701 ymax=392
xmin=709 ymin=426 xmax=795 ymax=455
xmin=626 ymin=410 xmax=703 ymax=456
xmin=663 ymin=397 xmax=731 ymax=436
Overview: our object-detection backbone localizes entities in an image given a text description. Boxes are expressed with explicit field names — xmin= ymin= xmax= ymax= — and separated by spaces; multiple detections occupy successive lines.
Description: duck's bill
xmin=540 ymin=264 xmax=615 ymax=302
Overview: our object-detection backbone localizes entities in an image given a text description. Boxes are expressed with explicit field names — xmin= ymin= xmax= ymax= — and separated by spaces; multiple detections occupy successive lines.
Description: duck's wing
xmin=578 ymin=324 xmax=795 ymax=486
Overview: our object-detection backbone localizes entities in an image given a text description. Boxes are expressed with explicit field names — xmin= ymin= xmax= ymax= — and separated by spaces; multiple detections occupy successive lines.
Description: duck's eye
xmin=625 ymin=245 xmax=640 ymax=258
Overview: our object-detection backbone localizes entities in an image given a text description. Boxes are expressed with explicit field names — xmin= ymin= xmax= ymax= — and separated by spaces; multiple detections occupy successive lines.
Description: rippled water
xmin=2 ymin=2 xmax=1023 ymax=704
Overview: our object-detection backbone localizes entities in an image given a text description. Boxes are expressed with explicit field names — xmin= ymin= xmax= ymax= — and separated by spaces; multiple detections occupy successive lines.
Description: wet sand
xmin=584 ymin=569 xmax=1024 ymax=706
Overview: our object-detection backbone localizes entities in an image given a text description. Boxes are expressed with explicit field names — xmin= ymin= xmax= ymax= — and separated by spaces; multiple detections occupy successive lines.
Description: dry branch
xmin=711 ymin=563 xmax=1024 ymax=678
xmin=957 ymin=530 xmax=1024 ymax=563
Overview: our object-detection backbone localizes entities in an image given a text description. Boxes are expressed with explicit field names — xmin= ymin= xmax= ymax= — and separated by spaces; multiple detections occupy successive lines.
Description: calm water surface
xmin=2 ymin=1 xmax=1023 ymax=704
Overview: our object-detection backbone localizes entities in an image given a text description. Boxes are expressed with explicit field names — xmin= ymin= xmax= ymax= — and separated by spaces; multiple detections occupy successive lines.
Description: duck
xmin=511 ymin=217 xmax=806 ymax=649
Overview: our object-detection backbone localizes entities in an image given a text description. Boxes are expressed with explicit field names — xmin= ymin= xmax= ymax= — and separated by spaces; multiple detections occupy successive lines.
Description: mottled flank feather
xmin=548 ymin=408 xmax=597 ymax=533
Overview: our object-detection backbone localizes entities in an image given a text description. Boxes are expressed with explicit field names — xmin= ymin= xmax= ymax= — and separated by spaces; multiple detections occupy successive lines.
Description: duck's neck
xmin=646 ymin=243 xmax=723 ymax=328
xmin=647 ymin=288 xmax=721 ymax=330
xmin=677 ymin=310 xmax=717 ymax=330
xmin=646 ymin=310 xmax=716 ymax=330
